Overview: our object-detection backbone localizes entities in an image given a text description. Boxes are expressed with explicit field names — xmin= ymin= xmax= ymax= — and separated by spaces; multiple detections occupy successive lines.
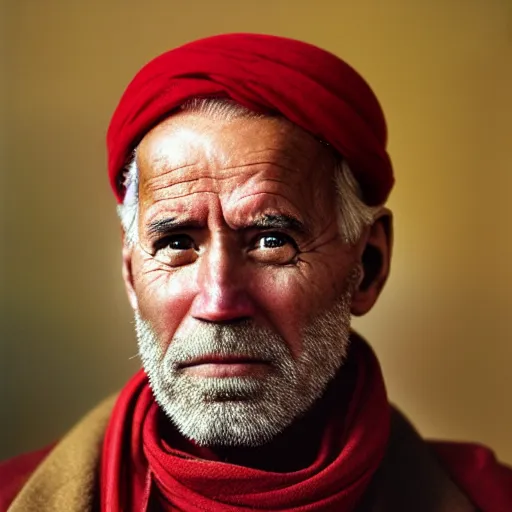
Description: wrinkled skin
xmin=122 ymin=112 xmax=391 ymax=359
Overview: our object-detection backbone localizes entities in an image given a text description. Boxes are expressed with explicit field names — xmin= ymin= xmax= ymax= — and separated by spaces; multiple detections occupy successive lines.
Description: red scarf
xmin=100 ymin=337 xmax=390 ymax=511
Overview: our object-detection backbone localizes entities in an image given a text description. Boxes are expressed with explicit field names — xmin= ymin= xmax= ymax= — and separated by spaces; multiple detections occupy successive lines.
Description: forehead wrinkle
xmin=145 ymin=189 xmax=220 ymax=206
xmin=145 ymin=174 xmax=220 ymax=196
xmin=144 ymin=172 xmax=242 ymax=205
xmin=141 ymin=160 xmax=197 ymax=185
xmin=144 ymin=161 xmax=303 ymax=202
xmin=140 ymin=137 xmax=320 ymax=192
xmin=242 ymin=147 xmax=312 ymax=174
xmin=138 ymin=116 xmax=334 ymax=219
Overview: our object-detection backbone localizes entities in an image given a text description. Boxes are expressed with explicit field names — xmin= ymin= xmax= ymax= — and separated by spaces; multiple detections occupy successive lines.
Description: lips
xmin=177 ymin=355 xmax=271 ymax=378
xmin=178 ymin=355 xmax=269 ymax=369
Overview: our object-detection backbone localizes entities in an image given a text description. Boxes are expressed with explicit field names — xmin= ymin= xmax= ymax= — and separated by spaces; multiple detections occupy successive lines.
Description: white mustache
xmin=163 ymin=321 xmax=293 ymax=370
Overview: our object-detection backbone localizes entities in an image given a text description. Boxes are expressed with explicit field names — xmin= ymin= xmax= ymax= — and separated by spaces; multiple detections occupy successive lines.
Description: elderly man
xmin=1 ymin=33 xmax=511 ymax=511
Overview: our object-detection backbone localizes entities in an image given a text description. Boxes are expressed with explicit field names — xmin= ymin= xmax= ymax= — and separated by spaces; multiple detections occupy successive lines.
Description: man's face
xmin=124 ymin=112 xmax=365 ymax=446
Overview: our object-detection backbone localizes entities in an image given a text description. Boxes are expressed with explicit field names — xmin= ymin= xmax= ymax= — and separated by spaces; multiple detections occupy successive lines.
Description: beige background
xmin=1 ymin=0 xmax=511 ymax=464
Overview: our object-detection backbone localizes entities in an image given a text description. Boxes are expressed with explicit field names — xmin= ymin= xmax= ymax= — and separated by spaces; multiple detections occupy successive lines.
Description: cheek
xmin=133 ymin=259 xmax=197 ymax=347
xmin=250 ymin=264 xmax=345 ymax=357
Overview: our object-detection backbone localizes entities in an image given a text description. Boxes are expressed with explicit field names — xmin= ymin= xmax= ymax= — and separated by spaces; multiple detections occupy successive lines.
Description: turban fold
xmin=107 ymin=33 xmax=394 ymax=205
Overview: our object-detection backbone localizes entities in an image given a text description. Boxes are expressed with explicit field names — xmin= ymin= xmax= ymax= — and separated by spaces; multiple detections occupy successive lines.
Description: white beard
xmin=135 ymin=283 xmax=354 ymax=447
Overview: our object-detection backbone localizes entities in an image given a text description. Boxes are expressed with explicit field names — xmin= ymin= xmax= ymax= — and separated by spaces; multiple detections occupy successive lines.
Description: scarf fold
xmin=100 ymin=336 xmax=390 ymax=512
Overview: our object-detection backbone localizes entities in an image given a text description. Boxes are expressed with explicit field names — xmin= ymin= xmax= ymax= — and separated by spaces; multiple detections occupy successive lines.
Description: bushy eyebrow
xmin=146 ymin=214 xmax=309 ymax=237
xmin=249 ymin=214 xmax=309 ymax=236
xmin=146 ymin=217 xmax=200 ymax=237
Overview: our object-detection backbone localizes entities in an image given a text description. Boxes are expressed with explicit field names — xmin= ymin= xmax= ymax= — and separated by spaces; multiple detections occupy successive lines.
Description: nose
xmin=190 ymin=237 xmax=256 ymax=323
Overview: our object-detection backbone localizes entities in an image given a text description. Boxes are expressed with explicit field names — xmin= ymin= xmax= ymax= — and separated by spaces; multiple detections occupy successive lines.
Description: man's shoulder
xmin=3 ymin=398 xmax=511 ymax=512
xmin=431 ymin=440 xmax=512 ymax=511
xmin=0 ymin=445 xmax=55 ymax=511
xmin=0 ymin=394 xmax=117 ymax=512
xmin=379 ymin=407 xmax=512 ymax=512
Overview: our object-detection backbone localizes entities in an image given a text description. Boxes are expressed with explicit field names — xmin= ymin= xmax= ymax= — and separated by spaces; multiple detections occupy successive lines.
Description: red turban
xmin=107 ymin=33 xmax=394 ymax=206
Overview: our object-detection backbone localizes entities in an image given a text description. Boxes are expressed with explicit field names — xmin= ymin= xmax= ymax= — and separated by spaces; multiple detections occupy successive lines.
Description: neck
xmin=159 ymin=363 xmax=356 ymax=472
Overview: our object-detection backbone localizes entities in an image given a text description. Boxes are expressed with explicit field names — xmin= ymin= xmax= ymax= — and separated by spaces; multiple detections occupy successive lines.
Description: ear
xmin=351 ymin=208 xmax=393 ymax=316
xmin=121 ymin=230 xmax=139 ymax=311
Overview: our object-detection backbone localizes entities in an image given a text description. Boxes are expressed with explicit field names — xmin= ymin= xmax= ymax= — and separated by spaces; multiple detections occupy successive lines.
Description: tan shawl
xmin=7 ymin=398 xmax=477 ymax=512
